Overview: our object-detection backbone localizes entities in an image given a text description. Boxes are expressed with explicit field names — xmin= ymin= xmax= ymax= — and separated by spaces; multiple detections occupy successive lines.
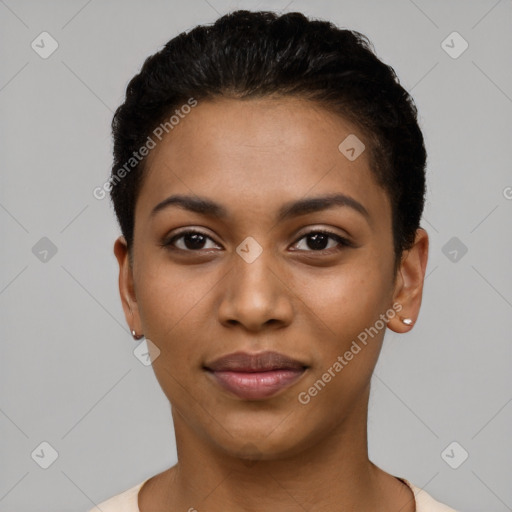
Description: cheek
xmin=132 ymin=265 xmax=217 ymax=400
xmin=135 ymin=254 xmax=217 ymax=337
xmin=291 ymin=259 xmax=391 ymax=401
xmin=134 ymin=265 xmax=209 ymax=405
xmin=294 ymin=259 xmax=391 ymax=340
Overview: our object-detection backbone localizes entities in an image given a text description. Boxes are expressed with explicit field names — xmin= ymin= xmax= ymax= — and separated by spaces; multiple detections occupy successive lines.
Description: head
xmin=111 ymin=11 xmax=428 ymax=461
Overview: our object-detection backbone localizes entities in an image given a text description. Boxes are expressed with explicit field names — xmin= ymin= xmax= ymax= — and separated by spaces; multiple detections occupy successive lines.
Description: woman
xmin=90 ymin=10 xmax=457 ymax=511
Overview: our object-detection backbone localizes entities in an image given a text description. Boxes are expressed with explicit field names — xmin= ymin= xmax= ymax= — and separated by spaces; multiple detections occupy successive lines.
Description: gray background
xmin=1 ymin=0 xmax=511 ymax=510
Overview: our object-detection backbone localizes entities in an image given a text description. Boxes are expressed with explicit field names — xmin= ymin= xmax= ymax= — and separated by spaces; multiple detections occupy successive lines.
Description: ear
xmin=113 ymin=236 xmax=142 ymax=336
xmin=388 ymin=228 xmax=429 ymax=333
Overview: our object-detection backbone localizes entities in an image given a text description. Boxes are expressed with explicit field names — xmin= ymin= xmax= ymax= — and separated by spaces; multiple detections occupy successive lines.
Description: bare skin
xmin=114 ymin=96 xmax=428 ymax=511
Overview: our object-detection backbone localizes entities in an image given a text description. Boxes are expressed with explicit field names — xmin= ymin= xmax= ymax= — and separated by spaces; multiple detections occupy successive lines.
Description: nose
xmin=217 ymin=246 xmax=294 ymax=332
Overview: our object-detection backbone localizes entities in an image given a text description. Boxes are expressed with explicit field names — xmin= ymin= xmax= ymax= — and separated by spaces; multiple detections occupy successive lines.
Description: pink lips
xmin=205 ymin=351 xmax=307 ymax=400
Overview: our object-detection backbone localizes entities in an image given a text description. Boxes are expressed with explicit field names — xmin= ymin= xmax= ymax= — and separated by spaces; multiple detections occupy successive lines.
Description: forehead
xmin=138 ymin=96 xmax=390 ymax=225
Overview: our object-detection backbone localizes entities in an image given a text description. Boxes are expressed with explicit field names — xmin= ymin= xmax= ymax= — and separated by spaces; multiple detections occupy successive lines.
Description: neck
xmin=152 ymin=388 xmax=411 ymax=512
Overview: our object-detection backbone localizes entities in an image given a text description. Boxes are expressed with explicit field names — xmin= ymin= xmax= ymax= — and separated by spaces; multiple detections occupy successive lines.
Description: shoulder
xmin=86 ymin=479 xmax=148 ymax=512
xmin=403 ymin=479 xmax=459 ymax=512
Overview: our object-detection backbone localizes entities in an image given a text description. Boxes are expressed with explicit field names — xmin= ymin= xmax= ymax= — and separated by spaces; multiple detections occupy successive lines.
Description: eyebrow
xmin=150 ymin=193 xmax=370 ymax=223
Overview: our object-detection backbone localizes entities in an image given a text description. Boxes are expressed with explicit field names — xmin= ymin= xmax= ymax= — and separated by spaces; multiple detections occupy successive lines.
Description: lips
xmin=204 ymin=351 xmax=308 ymax=400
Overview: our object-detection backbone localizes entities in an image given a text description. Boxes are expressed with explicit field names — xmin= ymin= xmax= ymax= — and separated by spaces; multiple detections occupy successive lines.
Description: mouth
xmin=204 ymin=351 xmax=308 ymax=400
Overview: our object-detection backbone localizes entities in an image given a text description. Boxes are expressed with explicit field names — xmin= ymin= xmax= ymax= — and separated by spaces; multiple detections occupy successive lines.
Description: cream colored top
xmin=87 ymin=477 xmax=458 ymax=511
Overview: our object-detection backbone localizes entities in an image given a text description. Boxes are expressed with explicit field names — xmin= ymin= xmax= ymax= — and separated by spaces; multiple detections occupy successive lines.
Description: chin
xmin=203 ymin=410 xmax=317 ymax=462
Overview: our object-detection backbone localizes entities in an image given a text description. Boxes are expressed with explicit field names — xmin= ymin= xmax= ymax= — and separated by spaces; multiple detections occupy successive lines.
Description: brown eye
xmin=292 ymin=231 xmax=351 ymax=252
xmin=165 ymin=230 xmax=221 ymax=251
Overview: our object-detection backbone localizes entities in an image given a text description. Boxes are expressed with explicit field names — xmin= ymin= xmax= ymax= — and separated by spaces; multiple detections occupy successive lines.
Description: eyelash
xmin=162 ymin=229 xmax=352 ymax=254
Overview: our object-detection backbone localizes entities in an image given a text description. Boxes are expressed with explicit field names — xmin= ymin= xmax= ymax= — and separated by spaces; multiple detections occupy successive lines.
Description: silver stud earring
xmin=402 ymin=318 xmax=413 ymax=326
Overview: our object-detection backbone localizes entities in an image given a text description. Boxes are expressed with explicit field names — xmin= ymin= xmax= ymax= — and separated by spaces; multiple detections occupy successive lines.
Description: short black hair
xmin=110 ymin=10 xmax=426 ymax=270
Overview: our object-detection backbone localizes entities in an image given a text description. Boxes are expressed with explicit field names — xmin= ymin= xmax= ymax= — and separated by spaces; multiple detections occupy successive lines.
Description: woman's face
xmin=115 ymin=96 xmax=426 ymax=460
